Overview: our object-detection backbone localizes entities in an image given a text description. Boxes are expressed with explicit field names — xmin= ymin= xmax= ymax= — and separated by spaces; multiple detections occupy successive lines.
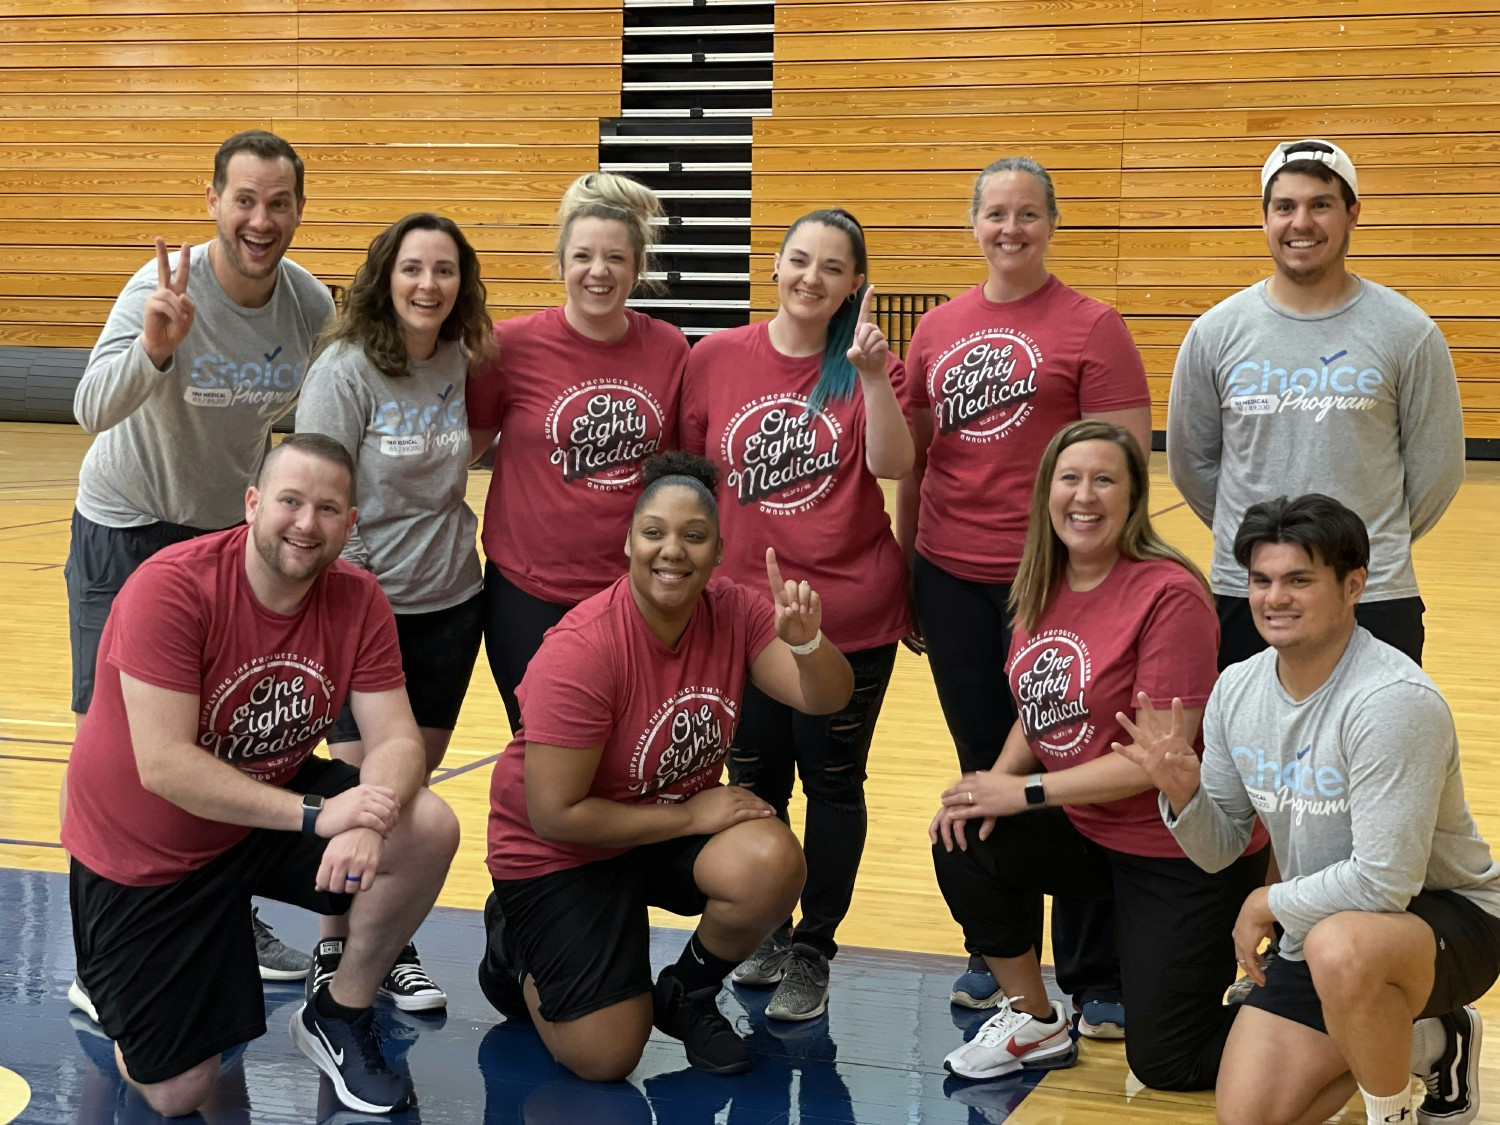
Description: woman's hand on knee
xmin=684 ymin=785 xmax=774 ymax=836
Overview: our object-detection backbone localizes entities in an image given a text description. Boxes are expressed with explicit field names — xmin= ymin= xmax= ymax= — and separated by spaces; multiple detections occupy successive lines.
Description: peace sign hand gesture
xmin=142 ymin=237 xmax=196 ymax=369
xmin=766 ymin=547 xmax=822 ymax=648
xmin=845 ymin=285 xmax=890 ymax=380
xmin=1111 ymin=692 xmax=1202 ymax=815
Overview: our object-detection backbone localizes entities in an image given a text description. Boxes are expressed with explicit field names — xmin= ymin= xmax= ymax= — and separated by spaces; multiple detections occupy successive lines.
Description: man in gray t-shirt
xmin=1167 ymin=139 xmax=1463 ymax=671
xmin=1118 ymin=495 xmax=1500 ymax=1124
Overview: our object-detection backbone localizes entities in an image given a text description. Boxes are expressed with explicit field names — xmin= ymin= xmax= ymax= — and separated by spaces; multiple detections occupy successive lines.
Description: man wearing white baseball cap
xmin=1166 ymin=138 xmax=1464 ymax=672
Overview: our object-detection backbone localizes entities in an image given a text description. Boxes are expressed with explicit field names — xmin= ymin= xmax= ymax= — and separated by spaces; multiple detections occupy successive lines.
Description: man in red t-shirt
xmin=61 ymin=434 xmax=460 ymax=1117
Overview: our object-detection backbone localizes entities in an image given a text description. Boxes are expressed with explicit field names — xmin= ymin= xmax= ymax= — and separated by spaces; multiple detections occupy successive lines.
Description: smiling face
xmin=625 ymin=484 xmax=723 ymax=630
xmin=389 ymin=227 xmax=460 ymax=358
xmin=1048 ymin=438 xmax=1131 ymax=572
xmin=773 ymin=221 xmax=865 ymax=328
xmin=206 ymin=153 xmax=304 ymax=302
xmin=562 ymin=216 xmax=637 ymax=334
xmin=1262 ymin=171 xmax=1359 ymax=287
xmin=972 ymin=170 xmax=1055 ymax=293
xmin=1247 ymin=540 xmax=1364 ymax=654
xmin=245 ymin=447 xmax=356 ymax=593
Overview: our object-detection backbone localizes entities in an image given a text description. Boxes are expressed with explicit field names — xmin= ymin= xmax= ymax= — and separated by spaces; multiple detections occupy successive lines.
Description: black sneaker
xmin=1417 ymin=1005 xmax=1482 ymax=1124
xmin=478 ymin=892 xmax=531 ymax=1023
xmin=308 ymin=939 xmax=343 ymax=1005
xmin=290 ymin=998 xmax=409 ymax=1113
xmin=377 ymin=943 xmax=447 ymax=1012
xmin=652 ymin=972 xmax=750 ymax=1076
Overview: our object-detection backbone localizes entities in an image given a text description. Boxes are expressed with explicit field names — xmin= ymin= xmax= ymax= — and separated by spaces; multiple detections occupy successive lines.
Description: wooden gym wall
xmin=758 ymin=0 xmax=1500 ymax=441
xmin=0 ymin=1 xmax=620 ymax=350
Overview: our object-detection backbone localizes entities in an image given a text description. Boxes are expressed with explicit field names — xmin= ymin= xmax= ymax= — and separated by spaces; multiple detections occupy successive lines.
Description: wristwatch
xmin=300 ymin=793 xmax=325 ymax=836
xmin=1024 ymin=773 xmax=1046 ymax=809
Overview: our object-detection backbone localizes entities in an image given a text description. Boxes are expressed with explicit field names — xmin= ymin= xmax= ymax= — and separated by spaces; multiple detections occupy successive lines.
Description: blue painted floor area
xmin=0 ymin=868 xmax=1057 ymax=1124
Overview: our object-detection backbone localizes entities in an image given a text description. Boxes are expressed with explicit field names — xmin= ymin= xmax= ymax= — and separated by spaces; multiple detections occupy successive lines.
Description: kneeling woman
xmin=931 ymin=420 xmax=1269 ymax=1091
xmin=480 ymin=452 xmax=854 ymax=1081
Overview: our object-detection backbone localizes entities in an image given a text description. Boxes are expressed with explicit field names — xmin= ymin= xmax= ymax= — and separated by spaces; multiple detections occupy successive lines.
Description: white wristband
xmin=787 ymin=629 xmax=823 ymax=656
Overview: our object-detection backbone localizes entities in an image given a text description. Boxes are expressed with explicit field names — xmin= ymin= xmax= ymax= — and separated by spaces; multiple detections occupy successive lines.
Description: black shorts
xmin=490 ymin=835 xmax=713 ymax=1023
xmin=1242 ymin=889 xmax=1500 ymax=1034
xmin=69 ymin=756 xmax=361 ymax=1085
xmin=64 ymin=509 xmax=219 ymax=712
xmin=326 ymin=591 xmax=484 ymax=743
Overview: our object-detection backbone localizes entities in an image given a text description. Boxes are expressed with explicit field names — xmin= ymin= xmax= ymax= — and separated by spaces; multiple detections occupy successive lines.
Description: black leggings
xmin=728 ymin=643 xmax=898 ymax=959
xmin=912 ymin=551 xmax=1120 ymax=1002
xmin=482 ymin=561 xmax=574 ymax=735
xmin=933 ymin=808 xmax=1269 ymax=1091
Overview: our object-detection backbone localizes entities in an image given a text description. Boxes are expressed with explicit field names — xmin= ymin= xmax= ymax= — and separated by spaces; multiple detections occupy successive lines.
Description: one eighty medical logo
xmin=929 ymin=328 xmax=1042 ymax=440
xmin=1010 ymin=631 xmax=1093 ymax=756
xmin=721 ymin=394 xmax=844 ymax=514
xmin=183 ymin=350 xmax=305 ymax=414
xmin=628 ymin=687 xmax=740 ymax=800
xmin=1226 ymin=351 xmax=1385 ymax=422
xmin=545 ymin=380 xmax=666 ymax=489
xmin=1231 ymin=744 xmax=1350 ymax=825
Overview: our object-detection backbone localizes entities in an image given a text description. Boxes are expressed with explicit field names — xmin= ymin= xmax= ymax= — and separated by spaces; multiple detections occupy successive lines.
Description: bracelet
xmin=787 ymin=629 xmax=823 ymax=656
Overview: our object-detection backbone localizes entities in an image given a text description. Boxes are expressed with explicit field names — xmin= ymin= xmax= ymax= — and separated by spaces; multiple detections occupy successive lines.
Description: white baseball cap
xmin=1261 ymin=139 xmax=1358 ymax=199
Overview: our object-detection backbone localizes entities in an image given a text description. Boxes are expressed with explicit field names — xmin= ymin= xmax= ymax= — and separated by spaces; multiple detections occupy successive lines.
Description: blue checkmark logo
xmin=1296 ymin=744 xmax=1312 ymax=760
xmin=1319 ymin=350 xmax=1347 ymax=366
xmin=264 ymin=345 xmax=283 ymax=363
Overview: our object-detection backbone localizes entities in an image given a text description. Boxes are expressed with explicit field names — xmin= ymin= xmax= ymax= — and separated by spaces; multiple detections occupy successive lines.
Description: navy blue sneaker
xmin=290 ymin=999 xmax=409 ymax=1113
xmin=1075 ymin=998 xmax=1126 ymax=1040
xmin=950 ymin=952 xmax=1004 ymax=1009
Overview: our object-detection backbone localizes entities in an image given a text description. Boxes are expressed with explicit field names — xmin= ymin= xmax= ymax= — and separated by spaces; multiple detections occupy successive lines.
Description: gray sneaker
xmin=732 ymin=927 xmax=793 ymax=987
xmin=765 ymin=943 xmax=829 ymax=1021
xmin=254 ymin=907 xmax=312 ymax=981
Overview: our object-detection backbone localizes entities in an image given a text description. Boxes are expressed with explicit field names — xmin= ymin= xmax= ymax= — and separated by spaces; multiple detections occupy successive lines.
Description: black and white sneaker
xmin=652 ymin=972 xmax=750 ymax=1076
xmin=1417 ymin=1005 xmax=1482 ymax=1124
xmin=377 ymin=943 xmax=446 ymax=1013
xmin=290 ymin=998 xmax=409 ymax=1113
xmin=307 ymin=939 xmax=343 ymax=1005
xmin=478 ymin=892 xmax=531 ymax=1023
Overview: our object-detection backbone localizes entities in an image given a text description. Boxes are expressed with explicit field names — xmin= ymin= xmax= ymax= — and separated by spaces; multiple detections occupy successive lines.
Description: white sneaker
xmin=68 ymin=978 xmax=99 ymax=1024
xmin=943 ymin=997 xmax=1075 ymax=1081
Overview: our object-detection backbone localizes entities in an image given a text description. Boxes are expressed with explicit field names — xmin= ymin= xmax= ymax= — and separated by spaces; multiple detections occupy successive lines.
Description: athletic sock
xmin=1028 ymin=1004 xmax=1062 ymax=1026
xmin=1409 ymin=1016 xmax=1444 ymax=1073
xmin=315 ymin=981 xmax=367 ymax=1024
xmin=665 ymin=931 xmax=739 ymax=995
xmin=1359 ymin=1085 xmax=1412 ymax=1122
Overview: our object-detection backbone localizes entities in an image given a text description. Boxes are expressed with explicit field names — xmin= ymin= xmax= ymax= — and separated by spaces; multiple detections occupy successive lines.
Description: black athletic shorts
xmin=1242 ymin=889 xmax=1500 ymax=1034
xmin=64 ymin=509 xmax=220 ymax=712
xmin=490 ymin=835 xmax=713 ymax=1024
xmin=69 ymin=756 xmax=361 ymax=1085
xmin=326 ymin=591 xmax=484 ymax=742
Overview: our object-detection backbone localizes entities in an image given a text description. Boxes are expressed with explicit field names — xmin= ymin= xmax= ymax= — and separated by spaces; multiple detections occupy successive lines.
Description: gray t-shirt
xmin=295 ymin=338 xmax=481 ymax=613
xmin=1166 ymin=278 xmax=1464 ymax=599
xmin=74 ymin=243 xmax=334 ymax=529
xmin=1166 ymin=628 xmax=1500 ymax=959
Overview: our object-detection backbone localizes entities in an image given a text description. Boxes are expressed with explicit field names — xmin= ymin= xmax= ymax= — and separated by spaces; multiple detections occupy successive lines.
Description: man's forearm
xmin=357 ymin=736 xmax=427 ymax=805
xmin=140 ymin=742 xmax=303 ymax=831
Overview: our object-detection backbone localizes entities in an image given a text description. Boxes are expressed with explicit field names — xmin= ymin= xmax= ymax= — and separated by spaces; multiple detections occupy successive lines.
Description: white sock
xmin=1360 ymin=1085 xmax=1412 ymax=1122
xmin=1410 ymin=1017 xmax=1444 ymax=1074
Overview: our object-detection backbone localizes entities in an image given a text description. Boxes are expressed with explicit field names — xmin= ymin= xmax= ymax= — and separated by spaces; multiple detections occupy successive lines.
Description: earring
xmin=771 ymin=271 xmax=779 ymax=282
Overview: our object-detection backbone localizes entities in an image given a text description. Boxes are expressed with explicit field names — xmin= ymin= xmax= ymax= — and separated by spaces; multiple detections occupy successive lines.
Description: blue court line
xmin=0 ymin=838 xmax=63 ymax=848
xmin=430 ymin=752 xmax=500 ymax=786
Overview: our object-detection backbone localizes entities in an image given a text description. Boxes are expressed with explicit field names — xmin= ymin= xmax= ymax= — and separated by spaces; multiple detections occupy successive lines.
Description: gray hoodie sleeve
xmin=1398 ymin=324 xmax=1465 ymax=541
xmin=1266 ymin=680 xmax=1451 ymax=944
xmin=296 ymin=350 xmax=373 ymax=571
xmin=1165 ymin=317 xmax=1221 ymax=528
xmin=74 ymin=263 xmax=171 ymax=434
xmin=1163 ymin=689 xmax=1259 ymax=872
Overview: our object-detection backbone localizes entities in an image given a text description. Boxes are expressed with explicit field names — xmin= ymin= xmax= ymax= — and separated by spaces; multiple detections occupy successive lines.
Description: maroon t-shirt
xmin=61 ymin=525 xmax=404 ymax=886
xmin=486 ymin=575 xmax=778 ymax=880
xmin=467 ymin=306 xmax=689 ymax=605
xmin=1007 ymin=557 xmax=1218 ymax=858
xmin=680 ymin=320 xmax=911 ymax=651
xmin=906 ymin=278 xmax=1149 ymax=583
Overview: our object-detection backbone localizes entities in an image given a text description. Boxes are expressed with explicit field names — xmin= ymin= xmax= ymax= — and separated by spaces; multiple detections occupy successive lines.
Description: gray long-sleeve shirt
xmin=1166 ymin=628 xmax=1500 ymax=959
xmin=74 ymin=244 xmax=333 ymax=529
xmin=295 ymin=338 xmax=481 ymax=613
xmin=1166 ymin=278 xmax=1464 ymax=600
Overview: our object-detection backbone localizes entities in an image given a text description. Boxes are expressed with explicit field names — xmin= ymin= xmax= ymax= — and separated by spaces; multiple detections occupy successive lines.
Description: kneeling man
xmin=62 ymin=433 xmax=460 ymax=1117
xmin=1119 ymin=494 xmax=1500 ymax=1124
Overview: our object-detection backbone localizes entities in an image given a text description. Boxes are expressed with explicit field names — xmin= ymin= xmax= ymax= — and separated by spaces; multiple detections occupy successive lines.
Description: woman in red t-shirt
xmin=680 ymin=207 xmax=913 ymax=1021
xmin=479 ymin=452 xmax=854 ymax=1082
xmin=898 ymin=156 xmax=1153 ymax=1016
xmin=467 ymin=172 xmax=691 ymax=733
xmin=929 ymin=419 xmax=1269 ymax=1091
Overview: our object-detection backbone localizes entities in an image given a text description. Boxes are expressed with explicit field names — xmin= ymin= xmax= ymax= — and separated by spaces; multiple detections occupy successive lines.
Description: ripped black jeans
xmin=728 ymin=642 xmax=898 ymax=959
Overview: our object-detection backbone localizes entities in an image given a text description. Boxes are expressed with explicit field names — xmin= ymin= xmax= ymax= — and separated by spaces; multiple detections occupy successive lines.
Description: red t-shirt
xmin=486 ymin=574 xmax=778 ymax=880
xmin=679 ymin=321 xmax=910 ymax=651
xmin=906 ymin=278 xmax=1149 ymax=583
xmin=61 ymin=525 xmax=405 ymax=886
xmin=1006 ymin=557 xmax=1218 ymax=858
xmin=467 ymin=306 xmax=689 ymax=605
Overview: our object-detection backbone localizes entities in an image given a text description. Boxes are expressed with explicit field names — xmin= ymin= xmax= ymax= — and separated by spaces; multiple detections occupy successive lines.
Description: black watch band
xmin=300 ymin=793 xmax=324 ymax=836
xmin=1024 ymin=772 xmax=1046 ymax=809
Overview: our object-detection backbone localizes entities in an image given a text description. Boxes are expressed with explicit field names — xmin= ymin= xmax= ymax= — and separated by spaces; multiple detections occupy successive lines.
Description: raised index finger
xmin=765 ymin=546 xmax=788 ymax=606
xmin=857 ymin=284 xmax=875 ymax=324
xmin=154 ymin=237 xmax=171 ymax=290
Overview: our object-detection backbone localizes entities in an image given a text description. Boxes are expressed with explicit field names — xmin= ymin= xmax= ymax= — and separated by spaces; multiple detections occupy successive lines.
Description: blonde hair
xmin=1008 ymin=420 xmax=1210 ymax=633
xmin=555 ymin=172 xmax=665 ymax=293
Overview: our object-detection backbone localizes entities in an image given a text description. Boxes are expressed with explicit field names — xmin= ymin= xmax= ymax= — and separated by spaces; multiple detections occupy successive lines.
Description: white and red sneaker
xmin=943 ymin=997 xmax=1076 ymax=1081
